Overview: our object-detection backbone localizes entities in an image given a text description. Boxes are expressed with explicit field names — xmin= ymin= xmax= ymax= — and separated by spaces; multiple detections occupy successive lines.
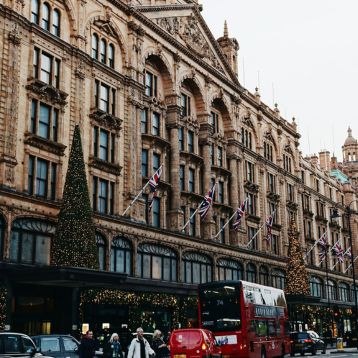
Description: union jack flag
xmin=264 ymin=214 xmax=274 ymax=241
xmin=332 ymin=241 xmax=345 ymax=263
xmin=198 ymin=184 xmax=216 ymax=219
xmin=318 ymin=232 xmax=329 ymax=261
xmin=148 ymin=166 xmax=163 ymax=211
xmin=345 ymin=247 xmax=352 ymax=258
xmin=232 ymin=198 xmax=249 ymax=231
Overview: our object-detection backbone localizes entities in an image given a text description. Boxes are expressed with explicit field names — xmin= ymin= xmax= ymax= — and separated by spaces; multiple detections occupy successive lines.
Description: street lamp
xmin=331 ymin=201 xmax=358 ymax=348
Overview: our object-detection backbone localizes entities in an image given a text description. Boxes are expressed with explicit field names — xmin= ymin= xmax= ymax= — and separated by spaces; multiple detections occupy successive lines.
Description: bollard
xmin=337 ymin=337 xmax=344 ymax=350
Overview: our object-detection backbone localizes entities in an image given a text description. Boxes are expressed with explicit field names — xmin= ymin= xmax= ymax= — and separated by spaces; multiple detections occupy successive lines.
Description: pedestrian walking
xmin=79 ymin=331 xmax=97 ymax=358
xmin=151 ymin=330 xmax=169 ymax=358
xmin=104 ymin=333 xmax=123 ymax=358
xmin=127 ymin=327 xmax=154 ymax=358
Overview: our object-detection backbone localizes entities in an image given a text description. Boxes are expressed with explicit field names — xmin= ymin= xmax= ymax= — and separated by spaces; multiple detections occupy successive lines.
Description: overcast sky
xmin=201 ymin=0 xmax=358 ymax=161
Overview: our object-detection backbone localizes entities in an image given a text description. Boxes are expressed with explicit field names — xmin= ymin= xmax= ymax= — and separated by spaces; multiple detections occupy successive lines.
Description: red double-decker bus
xmin=198 ymin=280 xmax=290 ymax=358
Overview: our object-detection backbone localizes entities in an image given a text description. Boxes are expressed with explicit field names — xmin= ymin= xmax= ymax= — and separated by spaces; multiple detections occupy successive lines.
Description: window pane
xmin=63 ymin=338 xmax=78 ymax=352
xmin=10 ymin=231 xmax=20 ymax=262
xmin=185 ymin=262 xmax=192 ymax=283
xmin=52 ymin=9 xmax=60 ymax=36
xmin=100 ymin=39 xmax=106 ymax=64
xmin=39 ymin=103 xmax=50 ymax=139
xmin=35 ymin=235 xmax=50 ymax=265
xmin=108 ymin=44 xmax=115 ymax=68
xmin=21 ymin=233 xmax=34 ymax=263
xmin=99 ymin=129 xmax=109 ymax=161
xmin=193 ymin=263 xmax=200 ymax=284
xmin=125 ymin=251 xmax=131 ymax=274
xmin=98 ymin=179 xmax=108 ymax=213
xmin=163 ymin=257 xmax=170 ymax=281
xmin=100 ymin=84 xmax=109 ymax=112
xmin=36 ymin=159 xmax=48 ymax=197
xmin=152 ymin=256 xmax=162 ymax=280
xmin=116 ymin=249 xmax=124 ymax=273
xmin=40 ymin=338 xmax=61 ymax=352
xmin=31 ymin=0 xmax=39 ymax=23
xmin=143 ymin=254 xmax=150 ymax=278
xmin=171 ymin=259 xmax=177 ymax=281
xmin=41 ymin=3 xmax=50 ymax=30
xmin=40 ymin=53 xmax=52 ymax=84
xmin=92 ymin=34 xmax=98 ymax=59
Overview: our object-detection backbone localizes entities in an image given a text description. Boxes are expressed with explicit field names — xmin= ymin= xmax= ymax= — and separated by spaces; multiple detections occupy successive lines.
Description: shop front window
xmin=110 ymin=236 xmax=132 ymax=275
xmin=217 ymin=258 xmax=243 ymax=281
xmin=183 ymin=252 xmax=212 ymax=284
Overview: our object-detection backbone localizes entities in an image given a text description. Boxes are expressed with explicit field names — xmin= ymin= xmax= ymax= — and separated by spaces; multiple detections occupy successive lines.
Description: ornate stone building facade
xmin=0 ymin=0 xmax=357 ymax=336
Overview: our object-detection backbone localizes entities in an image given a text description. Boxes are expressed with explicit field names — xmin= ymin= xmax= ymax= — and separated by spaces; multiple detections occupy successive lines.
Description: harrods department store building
xmin=0 ymin=0 xmax=357 ymax=336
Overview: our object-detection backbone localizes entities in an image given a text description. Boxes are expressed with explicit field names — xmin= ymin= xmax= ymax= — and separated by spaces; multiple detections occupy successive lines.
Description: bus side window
xmin=255 ymin=320 xmax=267 ymax=337
xmin=268 ymin=321 xmax=276 ymax=337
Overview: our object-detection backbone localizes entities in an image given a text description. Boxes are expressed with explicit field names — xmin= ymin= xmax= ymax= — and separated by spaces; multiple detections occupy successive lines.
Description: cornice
xmin=135 ymin=4 xmax=195 ymax=12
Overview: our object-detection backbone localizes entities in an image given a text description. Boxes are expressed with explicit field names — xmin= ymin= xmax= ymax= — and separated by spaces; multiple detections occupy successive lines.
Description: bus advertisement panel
xmin=198 ymin=280 xmax=290 ymax=358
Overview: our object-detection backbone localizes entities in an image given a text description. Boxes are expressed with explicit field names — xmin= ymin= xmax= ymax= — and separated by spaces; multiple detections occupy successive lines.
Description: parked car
xmin=169 ymin=328 xmax=221 ymax=358
xmin=0 ymin=332 xmax=48 ymax=358
xmin=290 ymin=331 xmax=326 ymax=356
xmin=32 ymin=335 xmax=80 ymax=358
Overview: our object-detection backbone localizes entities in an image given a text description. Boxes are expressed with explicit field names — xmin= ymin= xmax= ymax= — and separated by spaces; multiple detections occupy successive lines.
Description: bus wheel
xmin=261 ymin=347 xmax=266 ymax=358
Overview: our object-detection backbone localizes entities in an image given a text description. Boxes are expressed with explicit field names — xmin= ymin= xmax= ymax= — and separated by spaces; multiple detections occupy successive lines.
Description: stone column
xmin=166 ymin=98 xmax=183 ymax=230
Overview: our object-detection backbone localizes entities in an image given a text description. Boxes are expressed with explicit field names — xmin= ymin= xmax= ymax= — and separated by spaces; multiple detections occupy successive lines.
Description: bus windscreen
xmin=200 ymin=285 xmax=241 ymax=332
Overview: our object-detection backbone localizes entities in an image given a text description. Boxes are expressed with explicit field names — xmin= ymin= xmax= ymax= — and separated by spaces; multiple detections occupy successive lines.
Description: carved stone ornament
xmin=284 ymin=143 xmax=294 ymax=155
xmin=89 ymin=157 xmax=122 ymax=176
xmin=8 ymin=23 xmax=21 ymax=45
xmin=242 ymin=116 xmax=254 ymax=129
xmin=24 ymin=133 xmax=67 ymax=156
xmin=93 ymin=17 xmax=116 ymax=38
xmin=286 ymin=200 xmax=298 ymax=211
xmin=267 ymin=191 xmax=280 ymax=203
xmin=156 ymin=15 xmax=224 ymax=73
xmin=26 ymin=80 xmax=68 ymax=106
xmin=244 ymin=181 xmax=259 ymax=193
xmin=264 ymin=131 xmax=275 ymax=143
xmin=89 ymin=109 xmax=122 ymax=131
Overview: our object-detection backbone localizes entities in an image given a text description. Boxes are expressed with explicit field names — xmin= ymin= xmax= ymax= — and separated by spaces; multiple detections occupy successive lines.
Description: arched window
xmin=137 ymin=243 xmax=177 ymax=281
xmin=96 ymin=232 xmax=106 ymax=271
xmin=217 ymin=259 xmax=243 ymax=281
xmin=310 ymin=277 xmax=323 ymax=297
xmin=183 ymin=252 xmax=212 ymax=284
xmin=100 ymin=39 xmax=107 ymax=64
xmin=41 ymin=3 xmax=50 ymax=31
xmin=0 ymin=215 xmax=5 ymax=260
xmin=110 ymin=236 xmax=132 ymax=275
xmin=246 ymin=263 xmax=257 ymax=283
xmin=272 ymin=269 xmax=285 ymax=289
xmin=10 ymin=218 xmax=55 ymax=265
xmin=327 ymin=280 xmax=337 ymax=300
xmin=31 ymin=0 xmax=40 ymax=24
xmin=338 ymin=282 xmax=350 ymax=302
xmin=52 ymin=9 xmax=60 ymax=37
xmin=352 ymin=285 xmax=358 ymax=304
xmin=108 ymin=44 xmax=115 ymax=68
xmin=259 ymin=266 xmax=269 ymax=286
xmin=92 ymin=33 xmax=99 ymax=60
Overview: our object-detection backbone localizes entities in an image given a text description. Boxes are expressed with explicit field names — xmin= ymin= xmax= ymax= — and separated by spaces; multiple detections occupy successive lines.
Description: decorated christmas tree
xmin=52 ymin=125 xmax=99 ymax=269
xmin=285 ymin=217 xmax=310 ymax=295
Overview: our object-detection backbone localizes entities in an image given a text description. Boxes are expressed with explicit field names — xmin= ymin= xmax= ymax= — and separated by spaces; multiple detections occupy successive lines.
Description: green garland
xmin=0 ymin=285 xmax=7 ymax=330
xmin=80 ymin=289 xmax=197 ymax=330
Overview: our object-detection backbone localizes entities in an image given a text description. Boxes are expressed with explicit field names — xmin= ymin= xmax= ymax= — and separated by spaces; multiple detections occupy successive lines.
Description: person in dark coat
xmin=79 ymin=331 xmax=97 ymax=358
xmin=151 ymin=330 xmax=170 ymax=358
xmin=104 ymin=333 xmax=123 ymax=358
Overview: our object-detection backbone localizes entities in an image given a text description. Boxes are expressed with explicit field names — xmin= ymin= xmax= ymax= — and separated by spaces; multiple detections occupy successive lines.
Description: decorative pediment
xmin=242 ymin=116 xmax=254 ymax=130
xmin=156 ymin=15 xmax=224 ymax=73
xmin=264 ymin=131 xmax=275 ymax=144
xmin=284 ymin=143 xmax=294 ymax=156
xmin=93 ymin=19 xmax=117 ymax=38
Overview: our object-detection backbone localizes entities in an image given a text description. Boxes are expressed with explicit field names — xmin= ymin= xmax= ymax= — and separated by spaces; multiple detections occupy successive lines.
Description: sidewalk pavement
xmin=326 ymin=346 xmax=358 ymax=354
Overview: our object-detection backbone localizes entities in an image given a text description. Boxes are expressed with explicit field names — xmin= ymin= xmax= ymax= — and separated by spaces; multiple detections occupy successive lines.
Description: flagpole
xmin=319 ymin=245 xmax=333 ymax=266
xmin=182 ymin=207 xmax=199 ymax=231
xmin=122 ymin=165 xmax=163 ymax=216
xmin=344 ymin=256 xmax=358 ymax=273
xmin=305 ymin=239 xmax=319 ymax=257
xmin=211 ymin=210 xmax=237 ymax=240
xmin=246 ymin=220 xmax=266 ymax=248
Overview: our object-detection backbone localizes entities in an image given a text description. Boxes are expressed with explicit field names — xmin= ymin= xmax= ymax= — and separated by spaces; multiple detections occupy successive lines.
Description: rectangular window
xmin=181 ymin=93 xmax=191 ymax=117
xmin=272 ymin=234 xmax=279 ymax=255
xmin=31 ymin=0 xmax=39 ymax=24
xmin=152 ymin=112 xmax=160 ymax=136
xmin=218 ymin=181 xmax=224 ymax=203
xmin=189 ymin=208 xmax=196 ymax=236
xmin=99 ymin=129 xmax=109 ymax=161
xmin=247 ymin=193 xmax=256 ymax=215
xmin=30 ymin=99 xmax=37 ymax=134
xmin=39 ymin=103 xmax=51 ymax=139
xmin=141 ymin=109 xmax=148 ymax=134
xmin=220 ymin=218 xmax=225 ymax=243
xmin=248 ymin=226 xmax=258 ymax=250
xmin=100 ymin=83 xmax=109 ymax=112
xmin=109 ymin=182 xmax=114 ymax=215
xmin=268 ymin=173 xmax=276 ymax=193
xmin=178 ymin=127 xmax=184 ymax=151
xmin=287 ymin=183 xmax=294 ymax=202
xmin=152 ymin=197 xmax=160 ymax=228
xmin=210 ymin=111 xmax=219 ymax=133
xmin=98 ymin=178 xmax=108 ymax=214
xmin=179 ymin=165 xmax=185 ymax=191
xmin=145 ymin=71 xmax=157 ymax=97
xmin=36 ymin=158 xmax=49 ymax=197
xmin=93 ymin=127 xmax=99 ymax=157
xmin=210 ymin=144 xmax=214 ymax=165
xmin=141 ymin=149 xmax=148 ymax=177
xmin=188 ymin=168 xmax=195 ymax=192
xmin=110 ymin=133 xmax=115 ymax=163
xmin=217 ymin=146 xmax=223 ymax=167
xmin=111 ymin=88 xmax=116 ymax=115
xmin=28 ymin=156 xmax=35 ymax=195
xmin=30 ymin=100 xmax=58 ymax=142
xmin=50 ymin=163 xmax=57 ymax=200
xmin=40 ymin=52 xmax=52 ymax=85
xmin=33 ymin=48 xmax=39 ymax=79
xmin=246 ymin=161 xmax=255 ymax=182
xmin=92 ymin=176 xmax=98 ymax=211
xmin=54 ymin=59 xmax=60 ymax=88
xmin=153 ymin=153 xmax=160 ymax=173
xmin=188 ymin=130 xmax=194 ymax=153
